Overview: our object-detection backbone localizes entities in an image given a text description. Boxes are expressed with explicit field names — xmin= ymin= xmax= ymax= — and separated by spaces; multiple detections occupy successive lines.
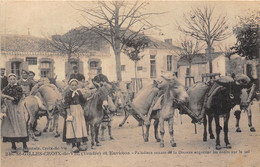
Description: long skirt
xmin=63 ymin=104 xmax=88 ymax=143
xmin=1 ymin=100 xmax=29 ymax=142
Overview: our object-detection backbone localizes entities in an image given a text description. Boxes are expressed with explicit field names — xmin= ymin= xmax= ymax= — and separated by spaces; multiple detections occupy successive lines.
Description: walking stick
xmin=141 ymin=121 xmax=145 ymax=140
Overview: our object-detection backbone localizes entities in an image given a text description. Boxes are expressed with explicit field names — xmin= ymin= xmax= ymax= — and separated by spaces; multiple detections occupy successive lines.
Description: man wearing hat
xmin=0 ymin=68 xmax=8 ymax=90
xmin=18 ymin=70 xmax=35 ymax=97
xmin=69 ymin=66 xmax=85 ymax=86
xmin=92 ymin=67 xmax=109 ymax=87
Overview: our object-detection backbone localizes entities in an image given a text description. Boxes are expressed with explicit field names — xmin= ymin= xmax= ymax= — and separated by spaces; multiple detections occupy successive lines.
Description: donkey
xmin=188 ymin=75 xmax=251 ymax=150
xmin=83 ymin=84 xmax=111 ymax=149
xmin=127 ymin=75 xmax=189 ymax=147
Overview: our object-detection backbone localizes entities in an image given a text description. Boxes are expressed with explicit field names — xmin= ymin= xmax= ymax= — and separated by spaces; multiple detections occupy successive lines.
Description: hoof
xmin=11 ymin=148 xmax=16 ymax=153
xmin=160 ymin=143 xmax=164 ymax=148
xmin=34 ymin=131 xmax=42 ymax=136
xmin=54 ymin=133 xmax=60 ymax=138
xmin=250 ymin=127 xmax=256 ymax=132
xmin=96 ymin=142 xmax=101 ymax=146
xmin=236 ymin=128 xmax=242 ymax=132
xmin=23 ymin=147 xmax=29 ymax=153
xmin=203 ymin=137 xmax=207 ymax=142
xmin=49 ymin=128 xmax=54 ymax=132
xmin=144 ymin=138 xmax=149 ymax=142
xmin=119 ymin=124 xmax=123 ymax=127
xmin=226 ymin=143 xmax=232 ymax=149
xmin=216 ymin=145 xmax=221 ymax=150
xmin=156 ymin=138 xmax=161 ymax=142
xmin=43 ymin=128 xmax=47 ymax=132
xmin=109 ymin=136 xmax=114 ymax=140
xmin=171 ymin=143 xmax=177 ymax=147
xmin=210 ymin=134 xmax=215 ymax=139
xmin=101 ymin=137 xmax=105 ymax=141
xmin=72 ymin=147 xmax=79 ymax=153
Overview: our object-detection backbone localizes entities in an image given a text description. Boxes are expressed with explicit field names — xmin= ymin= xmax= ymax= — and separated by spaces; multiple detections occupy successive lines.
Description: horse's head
xmin=97 ymin=84 xmax=111 ymax=110
xmin=48 ymin=75 xmax=57 ymax=86
xmin=159 ymin=75 xmax=189 ymax=104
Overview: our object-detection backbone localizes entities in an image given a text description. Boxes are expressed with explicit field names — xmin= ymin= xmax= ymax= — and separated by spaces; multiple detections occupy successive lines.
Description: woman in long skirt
xmin=1 ymin=73 xmax=29 ymax=153
xmin=63 ymin=78 xmax=88 ymax=153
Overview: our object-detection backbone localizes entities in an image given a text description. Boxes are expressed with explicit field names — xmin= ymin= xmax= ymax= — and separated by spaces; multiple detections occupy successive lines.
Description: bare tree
xmin=176 ymin=37 xmax=203 ymax=75
xmin=178 ymin=6 xmax=231 ymax=73
xmin=48 ymin=27 xmax=89 ymax=60
xmin=75 ymin=1 xmax=163 ymax=81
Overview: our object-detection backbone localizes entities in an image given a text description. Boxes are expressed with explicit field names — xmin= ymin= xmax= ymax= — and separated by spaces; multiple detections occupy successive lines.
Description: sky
xmin=1 ymin=0 xmax=260 ymax=50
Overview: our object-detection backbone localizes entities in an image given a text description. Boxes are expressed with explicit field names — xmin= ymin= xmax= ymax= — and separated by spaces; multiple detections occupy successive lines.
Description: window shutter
xmin=79 ymin=60 xmax=84 ymax=75
xmin=163 ymin=55 xmax=167 ymax=72
xmin=5 ymin=61 xmax=12 ymax=75
xmin=65 ymin=61 xmax=70 ymax=80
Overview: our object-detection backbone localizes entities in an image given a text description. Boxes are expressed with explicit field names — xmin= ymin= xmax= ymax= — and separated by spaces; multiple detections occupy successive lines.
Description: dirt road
xmin=1 ymin=102 xmax=260 ymax=167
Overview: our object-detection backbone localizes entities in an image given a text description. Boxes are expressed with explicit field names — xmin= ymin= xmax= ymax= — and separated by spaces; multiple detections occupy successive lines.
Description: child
xmin=1 ymin=73 xmax=29 ymax=153
xmin=63 ymin=78 xmax=88 ymax=153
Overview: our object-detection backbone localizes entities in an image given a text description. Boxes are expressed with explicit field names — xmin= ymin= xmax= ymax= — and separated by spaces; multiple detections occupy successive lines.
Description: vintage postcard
xmin=0 ymin=0 xmax=259 ymax=167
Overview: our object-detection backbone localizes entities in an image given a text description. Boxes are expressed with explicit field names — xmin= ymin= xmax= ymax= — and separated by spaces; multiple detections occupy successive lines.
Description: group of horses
xmin=14 ymin=73 xmax=257 ymax=150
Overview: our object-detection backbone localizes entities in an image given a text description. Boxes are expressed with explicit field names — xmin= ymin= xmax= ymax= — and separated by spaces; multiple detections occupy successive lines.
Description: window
xmin=11 ymin=61 xmax=22 ymax=78
xmin=121 ymin=65 xmax=126 ymax=71
xmin=150 ymin=60 xmax=156 ymax=78
xmin=88 ymin=59 xmax=101 ymax=79
xmin=150 ymin=55 xmax=156 ymax=59
xmin=167 ymin=55 xmax=172 ymax=71
xmin=90 ymin=61 xmax=99 ymax=68
xmin=39 ymin=60 xmax=53 ymax=78
xmin=26 ymin=57 xmax=37 ymax=65
xmin=137 ymin=66 xmax=143 ymax=71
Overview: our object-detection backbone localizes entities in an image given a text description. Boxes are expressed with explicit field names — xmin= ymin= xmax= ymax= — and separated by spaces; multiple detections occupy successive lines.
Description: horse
xmin=187 ymin=75 xmax=251 ymax=150
xmin=83 ymin=83 xmax=111 ymax=148
xmin=125 ymin=75 xmax=189 ymax=147
xmin=234 ymin=82 xmax=258 ymax=132
xmin=22 ymin=82 xmax=64 ymax=141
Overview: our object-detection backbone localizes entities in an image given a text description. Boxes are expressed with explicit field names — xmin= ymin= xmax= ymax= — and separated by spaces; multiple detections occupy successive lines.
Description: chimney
xmin=164 ymin=38 xmax=172 ymax=45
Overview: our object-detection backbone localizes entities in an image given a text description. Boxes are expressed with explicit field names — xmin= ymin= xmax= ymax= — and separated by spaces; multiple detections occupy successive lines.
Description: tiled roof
xmin=178 ymin=52 xmax=224 ymax=66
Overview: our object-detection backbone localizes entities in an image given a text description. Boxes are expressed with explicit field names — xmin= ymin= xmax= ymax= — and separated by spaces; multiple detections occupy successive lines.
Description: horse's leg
xmin=95 ymin=124 xmax=101 ymax=146
xmin=90 ymin=125 xmax=95 ymax=149
xmin=154 ymin=119 xmax=160 ymax=142
xmin=203 ymin=114 xmax=208 ymax=142
xmin=224 ymin=112 xmax=231 ymax=149
xmin=29 ymin=116 xmax=38 ymax=141
xmin=144 ymin=119 xmax=151 ymax=142
xmin=168 ymin=117 xmax=176 ymax=147
xmin=43 ymin=116 xmax=50 ymax=132
xmin=214 ymin=115 xmax=222 ymax=150
xmin=247 ymin=105 xmax=256 ymax=132
xmin=101 ymin=123 xmax=106 ymax=141
xmin=119 ymin=110 xmax=129 ymax=127
xmin=208 ymin=114 xmax=215 ymax=139
xmin=53 ymin=114 xmax=60 ymax=137
xmin=234 ymin=110 xmax=242 ymax=132
xmin=108 ymin=121 xmax=114 ymax=140
xmin=159 ymin=118 xmax=165 ymax=148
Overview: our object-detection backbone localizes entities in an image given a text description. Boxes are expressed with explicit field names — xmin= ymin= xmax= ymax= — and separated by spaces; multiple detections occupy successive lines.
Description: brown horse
xmin=83 ymin=84 xmax=111 ymax=148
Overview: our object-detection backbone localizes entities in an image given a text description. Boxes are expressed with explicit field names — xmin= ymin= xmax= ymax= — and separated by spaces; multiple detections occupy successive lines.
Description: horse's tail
xmin=22 ymin=100 xmax=31 ymax=124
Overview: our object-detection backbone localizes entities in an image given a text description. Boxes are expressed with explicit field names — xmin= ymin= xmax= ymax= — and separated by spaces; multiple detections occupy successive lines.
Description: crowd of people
xmin=0 ymin=66 xmax=114 ymax=153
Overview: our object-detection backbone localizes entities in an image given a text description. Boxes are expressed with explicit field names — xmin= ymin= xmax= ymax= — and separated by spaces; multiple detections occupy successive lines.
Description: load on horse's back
xmin=22 ymin=79 xmax=64 ymax=140
xmin=184 ymin=74 xmax=251 ymax=150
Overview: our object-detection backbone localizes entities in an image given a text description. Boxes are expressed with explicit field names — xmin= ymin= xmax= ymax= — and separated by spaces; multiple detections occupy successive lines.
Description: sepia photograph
xmin=0 ymin=0 xmax=259 ymax=167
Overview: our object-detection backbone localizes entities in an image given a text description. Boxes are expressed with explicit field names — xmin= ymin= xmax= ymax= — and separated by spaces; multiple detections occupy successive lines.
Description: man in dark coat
xmin=1 ymin=68 xmax=8 ymax=90
xmin=92 ymin=67 xmax=109 ymax=87
xmin=69 ymin=66 xmax=85 ymax=82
